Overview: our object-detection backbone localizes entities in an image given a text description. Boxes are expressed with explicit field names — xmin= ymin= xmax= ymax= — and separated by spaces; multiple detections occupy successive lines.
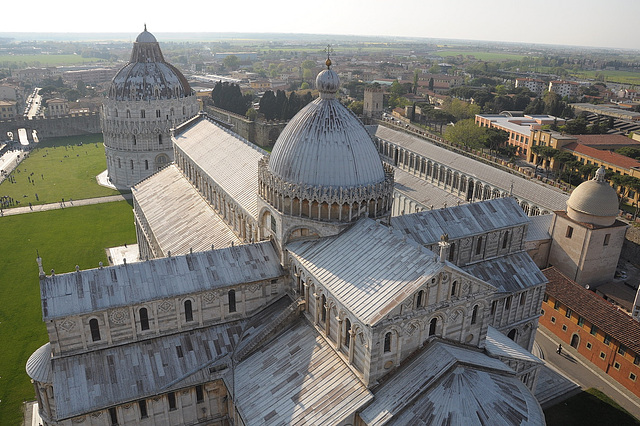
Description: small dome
xmin=135 ymin=25 xmax=157 ymax=43
xmin=268 ymin=66 xmax=385 ymax=189
xmin=107 ymin=27 xmax=192 ymax=101
xmin=316 ymin=68 xmax=340 ymax=96
xmin=26 ymin=342 xmax=52 ymax=383
xmin=566 ymin=166 xmax=619 ymax=225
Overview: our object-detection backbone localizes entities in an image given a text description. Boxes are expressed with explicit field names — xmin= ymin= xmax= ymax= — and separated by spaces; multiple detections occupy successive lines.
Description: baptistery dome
xmin=107 ymin=26 xmax=192 ymax=101
xmin=566 ymin=166 xmax=619 ymax=226
xmin=267 ymin=61 xmax=386 ymax=189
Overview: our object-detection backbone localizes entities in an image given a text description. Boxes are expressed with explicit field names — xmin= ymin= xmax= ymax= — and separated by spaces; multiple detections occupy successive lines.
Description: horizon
xmin=2 ymin=0 xmax=640 ymax=51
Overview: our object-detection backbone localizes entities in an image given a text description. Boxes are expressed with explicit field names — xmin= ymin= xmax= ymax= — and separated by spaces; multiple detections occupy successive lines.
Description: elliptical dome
xmin=268 ymin=63 xmax=385 ymax=189
xmin=107 ymin=26 xmax=192 ymax=101
xmin=566 ymin=166 xmax=619 ymax=226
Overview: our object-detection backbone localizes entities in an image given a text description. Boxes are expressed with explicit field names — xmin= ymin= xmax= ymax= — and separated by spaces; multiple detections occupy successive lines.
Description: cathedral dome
xmin=268 ymin=62 xmax=385 ymax=189
xmin=107 ymin=26 xmax=192 ymax=101
xmin=566 ymin=166 xmax=619 ymax=226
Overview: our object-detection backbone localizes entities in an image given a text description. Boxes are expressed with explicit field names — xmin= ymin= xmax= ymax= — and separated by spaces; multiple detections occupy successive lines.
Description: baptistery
xmin=101 ymin=26 xmax=199 ymax=188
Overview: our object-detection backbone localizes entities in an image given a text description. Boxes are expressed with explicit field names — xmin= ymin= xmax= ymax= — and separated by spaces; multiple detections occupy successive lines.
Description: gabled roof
xmin=393 ymin=167 xmax=467 ymax=211
xmin=543 ymin=267 xmax=640 ymax=354
xmin=562 ymin=142 xmax=640 ymax=170
xmin=52 ymin=320 xmax=245 ymax=420
xmin=462 ymin=251 xmax=547 ymax=293
xmin=485 ymin=326 xmax=543 ymax=365
xmin=173 ymin=114 xmax=267 ymax=218
xmin=132 ymin=164 xmax=241 ymax=257
xmin=391 ymin=197 xmax=529 ymax=246
xmin=234 ymin=320 xmax=373 ymax=425
xmin=370 ymin=125 xmax=570 ymax=211
xmin=41 ymin=242 xmax=283 ymax=320
xmin=287 ymin=218 xmax=444 ymax=325
xmin=360 ymin=340 xmax=544 ymax=425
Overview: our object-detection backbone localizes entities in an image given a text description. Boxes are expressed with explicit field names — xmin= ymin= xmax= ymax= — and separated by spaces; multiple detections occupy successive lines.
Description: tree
xmin=246 ymin=107 xmax=257 ymax=121
xmin=444 ymin=119 xmax=485 ymax=149
xmin=300 ymin=82 xmax=310 ymax=90
xmin=348 ymin=100 xmax=363 ymax=115
xmin=259 ymin=90 xmax=277 ymax=121
xmin=428 ymin=77 xmax=434 ymax=92
xmin=553 ymin=151 xmax=576 ymax=184
xmin=222 ymin=55 xmax=239 ymax=71
xmin=483 ymin=128 xmax=509 ymax=155
xmin=616 ymin=146 xmax=640 ymax=160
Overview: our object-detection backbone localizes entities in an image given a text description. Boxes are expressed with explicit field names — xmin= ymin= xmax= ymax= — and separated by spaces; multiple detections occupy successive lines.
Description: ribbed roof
xmin=567 ymin=166 xmax=619 ymax=218
xmin=107 ymin=27 xmax=192 ymax=101
xmin=268 ymin=68 xmax=385 ymax=189
xmin=25 ymin=342 xmax=52 ymax=383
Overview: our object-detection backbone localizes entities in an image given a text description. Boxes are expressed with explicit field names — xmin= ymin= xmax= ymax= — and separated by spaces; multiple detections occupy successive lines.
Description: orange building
xmin=540 ymin=267 xmax=640 ymax=398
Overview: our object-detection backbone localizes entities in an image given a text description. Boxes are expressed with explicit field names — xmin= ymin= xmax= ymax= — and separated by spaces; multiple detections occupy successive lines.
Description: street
xmin=536 ymin=326 xmax=640 ymax=419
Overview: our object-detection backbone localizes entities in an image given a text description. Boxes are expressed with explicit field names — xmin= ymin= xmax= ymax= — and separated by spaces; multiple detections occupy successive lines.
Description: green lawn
xmin=0 ymin=134 xmax=122 ymax=208
xmin=0 ymin=201 xmax=136 ymax=425
xmin=544 ymin=388 xmax=640 ymax=425
xmin=570 ymin=69 xmax=640 ymax=86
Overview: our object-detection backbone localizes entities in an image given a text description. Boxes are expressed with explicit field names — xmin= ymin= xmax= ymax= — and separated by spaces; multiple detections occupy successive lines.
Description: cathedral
xmin=27 ymin=27 xmax=623 ymax=426
xmin=26 ymin=30 xmax=548 ymax=425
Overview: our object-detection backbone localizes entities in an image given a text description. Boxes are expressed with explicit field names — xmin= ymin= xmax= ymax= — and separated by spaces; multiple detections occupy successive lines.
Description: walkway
xmin=536 ymin=326 xmax=640 ymax=419
xmin=0 ymin=193 xmax=132 ymax=216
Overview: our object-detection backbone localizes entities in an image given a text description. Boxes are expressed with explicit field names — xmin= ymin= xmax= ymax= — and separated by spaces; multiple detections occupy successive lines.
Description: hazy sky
xmin=4 ymin=0 xmax=639 ymax=50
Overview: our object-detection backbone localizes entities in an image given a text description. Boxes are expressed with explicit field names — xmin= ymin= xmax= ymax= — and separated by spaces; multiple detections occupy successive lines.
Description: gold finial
xmin=325 ymin=44 xmax=333 ymax=69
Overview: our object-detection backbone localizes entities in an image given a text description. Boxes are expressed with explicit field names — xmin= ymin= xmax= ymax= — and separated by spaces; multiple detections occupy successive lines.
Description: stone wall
xmin=204 ymin=106 xmax=287 ymax=147
xmin=0 ymin=113 xmax=100 ymax=141
xmin=622 ymin=225 xmax=640 ymax=267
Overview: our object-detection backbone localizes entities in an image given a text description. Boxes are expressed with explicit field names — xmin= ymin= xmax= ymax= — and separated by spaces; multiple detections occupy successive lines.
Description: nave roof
xmin=41 ymin=241 xmax=283 ymax=320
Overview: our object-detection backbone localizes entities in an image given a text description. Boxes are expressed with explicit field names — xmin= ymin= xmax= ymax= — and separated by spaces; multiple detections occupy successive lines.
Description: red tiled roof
xmin=573 ymin=134 xmax=640 ymax=147
xmin=562 ymin=142 xmax=640 ymax=170
xmin=543 ymin=267 xmax=640 ymax=354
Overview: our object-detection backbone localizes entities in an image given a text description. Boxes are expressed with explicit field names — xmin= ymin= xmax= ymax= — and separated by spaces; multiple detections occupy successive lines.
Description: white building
xmin=101 ymin=27 xmax=199 ymax=188
xmin=28 ymin=62 xmax=548 ymax=425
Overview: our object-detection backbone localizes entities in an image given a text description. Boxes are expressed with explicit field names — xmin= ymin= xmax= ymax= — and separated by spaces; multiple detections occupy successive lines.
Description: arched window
xmin=448 ymin=242 xmax=455 ymax=261
xmin=502 ymin=231 xmax=509 ymax=249
xmin=145 ymin=160 xmax=149 ymax=170
xmin=228 ymin=290 xmax=236 ymax=313
xmin=471 ymin=305 xmax=478 ymax=325
xmin=158 ymin=134 xmax=163 ymax=144
xmin=451 ymin=281 xmax=457 ymax=297
xmin=416 ymin=290 xmax=423 ymax=309
xmin=141 ymin=109 xmax=146 ymax=118
xmin=344 ymin=319 xmax=351 ymax=348
xmin=384 ymin=332 xmax=392 ymax=353
xmin=139 ymin=308 xmax=150 ymax=331
xmin=321 ymin=294 xmax=327 ymax=323
xmin=126 ymin=109 xmax=131 ymax=118
xmin=114 ymin=109 xmax=118 ymax=117
xmin=184 ymin=300 xmax=193 ymax=322
xmin=507 ymin=329 xmax=517 ymax=341
xmin=89 ymin=318 xmax=101 ymax=342
xmin=133 ymin=135 xmax=136 ymax=145
xmin=429 ymin=318 xmax=437 ymax=337
xmin=475 ymin=237 xmax=483 ymax=255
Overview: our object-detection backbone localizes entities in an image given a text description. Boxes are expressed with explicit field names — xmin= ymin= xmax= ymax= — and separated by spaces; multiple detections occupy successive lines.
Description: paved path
xmin=536 ymin=326 xmax=640 ymax=419
xmin=0 ymin=193 xmax=132 ymax=217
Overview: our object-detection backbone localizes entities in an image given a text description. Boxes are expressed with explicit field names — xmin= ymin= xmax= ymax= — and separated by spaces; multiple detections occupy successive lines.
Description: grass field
xmin=544 ymin=388 xmax=640 ymax=425
xmin=0 ymin=201 xmax=136 ymax=425
xmin=570 ymin=69 xmax=640 ymax=86
xmin=435 ymin=50 xmax=528 ymax=62
xmin=0 ymin=134 xmax=122 ymax=208
xmin=0 ymin=54 xmax=105 ymax=67
xmin=0 ymin=134 xmax=135 ymax=425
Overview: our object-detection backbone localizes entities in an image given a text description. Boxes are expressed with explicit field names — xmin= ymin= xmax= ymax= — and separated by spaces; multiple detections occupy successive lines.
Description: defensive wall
xmin=0 ymin=113 xmax=101 ymax=142
xmin=204 ymin=106 xmax=287 ymax=148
